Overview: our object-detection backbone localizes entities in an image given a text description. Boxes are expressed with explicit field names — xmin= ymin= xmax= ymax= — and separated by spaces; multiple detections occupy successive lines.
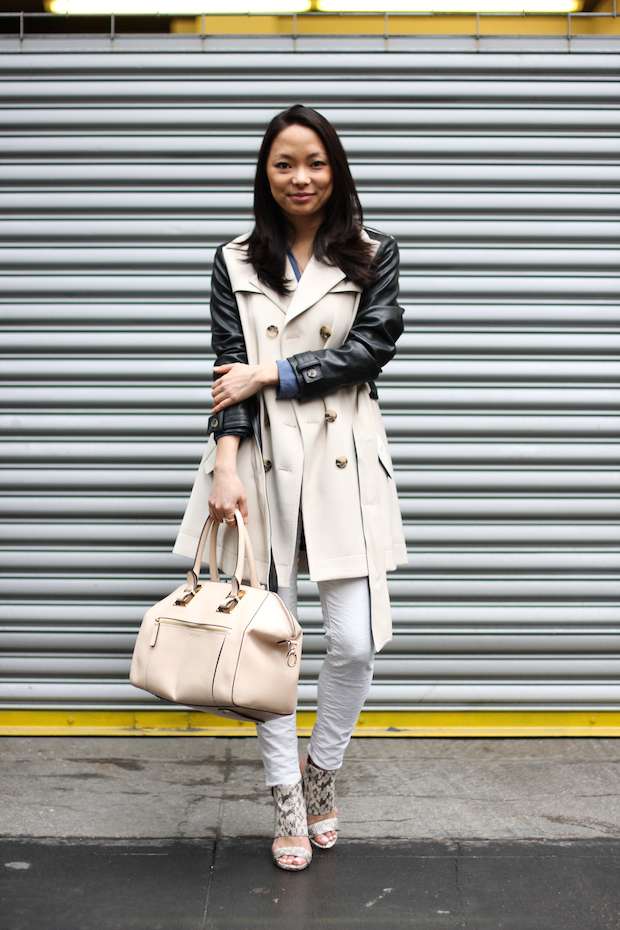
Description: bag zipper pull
xmin=286 ymin=640 xmax=298 ymax=668
xmin=150 ymin=619 xmax=160 ymax=647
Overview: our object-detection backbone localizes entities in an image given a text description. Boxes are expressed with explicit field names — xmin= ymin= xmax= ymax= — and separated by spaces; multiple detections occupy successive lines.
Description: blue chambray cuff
xmin=276 ymin=358 xmax=299 ymax=400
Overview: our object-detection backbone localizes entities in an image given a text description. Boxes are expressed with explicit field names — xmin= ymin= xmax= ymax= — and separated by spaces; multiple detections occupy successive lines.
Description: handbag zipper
xmin=281 ymin=600 xmax=297 ymax=638
xmin=150 ymin=617 xmax=232 ymax=647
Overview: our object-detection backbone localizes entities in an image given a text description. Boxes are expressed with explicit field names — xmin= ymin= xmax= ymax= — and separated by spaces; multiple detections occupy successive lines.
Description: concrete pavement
xmin=1 ymin=735 xmax=620 ymax=840
xmin=2 ymin=736 xmax=620 ymax=928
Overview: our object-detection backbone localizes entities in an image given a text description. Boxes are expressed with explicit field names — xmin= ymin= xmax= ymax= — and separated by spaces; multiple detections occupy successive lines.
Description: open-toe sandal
xmin=303 ymin=756 xmax=339 ymax=850
xmin=271 ymin=781 xmax=312 ymax=872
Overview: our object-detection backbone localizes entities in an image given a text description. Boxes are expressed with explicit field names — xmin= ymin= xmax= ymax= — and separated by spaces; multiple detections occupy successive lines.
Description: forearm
xmin=209 ymin=434 xmax=249 ymax=524
xmin=214 ymin=434 xmax=241 ymax=473
xmin=285 ymin=237 xmax=403 ymax=402
xmin=286 ymin=333 xmax=398 ymax=402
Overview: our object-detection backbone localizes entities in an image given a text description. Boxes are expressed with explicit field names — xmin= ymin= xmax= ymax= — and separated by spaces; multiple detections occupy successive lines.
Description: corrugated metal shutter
xmin=1 ymin=45 xmax=619 ymax=711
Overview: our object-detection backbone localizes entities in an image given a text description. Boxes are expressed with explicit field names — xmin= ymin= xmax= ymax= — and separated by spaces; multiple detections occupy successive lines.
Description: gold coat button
xmin=267 ymin=325 xmax=279 ymax=338
xmin=307 ymin=368 xmax=317 ymax=379
xmin=320 ymin=325 xmax=332 ymax=340
xmin=325 ymin=409 xmax=337 ymax=423
xmin=336 ymin=456 xmax=348 ymax=468
xmin=209 ymin=416 xmax=219 ymax=429
xmin=263 ymin=459 xmax=272 ymax=472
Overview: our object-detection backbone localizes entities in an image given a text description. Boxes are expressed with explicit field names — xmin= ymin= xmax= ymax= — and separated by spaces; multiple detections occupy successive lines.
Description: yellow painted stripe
xmin=1 ymin=709 xmax=620 ymax=737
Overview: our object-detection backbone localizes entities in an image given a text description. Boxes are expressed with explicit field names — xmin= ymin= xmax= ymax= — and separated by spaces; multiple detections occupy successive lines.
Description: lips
xmin=289 ymin=193 xmax=314 ymax=202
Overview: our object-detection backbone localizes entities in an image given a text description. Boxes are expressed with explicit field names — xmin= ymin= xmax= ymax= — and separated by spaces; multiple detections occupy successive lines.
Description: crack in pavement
xmin=455 ymin=843 xmax=469 ymax=930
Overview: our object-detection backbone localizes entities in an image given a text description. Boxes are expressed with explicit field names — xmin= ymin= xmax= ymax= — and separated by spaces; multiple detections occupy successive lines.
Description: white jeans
xmin=257 ymin=519 xmax=375 ymax=787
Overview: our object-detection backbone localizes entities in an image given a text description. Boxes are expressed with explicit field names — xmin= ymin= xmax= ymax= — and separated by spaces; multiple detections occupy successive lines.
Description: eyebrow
xmin=272 ymin=151 xmax=325 ymax=160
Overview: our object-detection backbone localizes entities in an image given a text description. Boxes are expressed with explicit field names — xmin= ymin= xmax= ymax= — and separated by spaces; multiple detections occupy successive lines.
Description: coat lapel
xmin=246 ymin=273 xmax=292 ymax=314
xmin=223 ymin=240 xmax=292 ymax=315
xmin=284 ymin=255 xmax=348 ymax=325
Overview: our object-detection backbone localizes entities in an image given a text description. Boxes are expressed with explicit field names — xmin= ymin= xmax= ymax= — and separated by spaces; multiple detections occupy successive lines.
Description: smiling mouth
xmin=290 ymin=193 xmax=314 ymax=200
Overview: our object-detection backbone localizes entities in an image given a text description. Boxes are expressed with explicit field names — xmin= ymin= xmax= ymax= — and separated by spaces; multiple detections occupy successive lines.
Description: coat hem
xmin=302 ymin=553 xmax=369 ymax=584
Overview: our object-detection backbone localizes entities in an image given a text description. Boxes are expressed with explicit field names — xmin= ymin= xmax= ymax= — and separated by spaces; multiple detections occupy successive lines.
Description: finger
xmin=212 ymin=384 xmax=233 ymax=403
xmin=239 ymin=494 xmax=249 ymax=524
xmin=208 ymin=496 xmax=227 ymax=523
xmin=210 ymin=398 xmax=230 ymax=414
xmin=213 ymin=364 xmax=233 ymax=373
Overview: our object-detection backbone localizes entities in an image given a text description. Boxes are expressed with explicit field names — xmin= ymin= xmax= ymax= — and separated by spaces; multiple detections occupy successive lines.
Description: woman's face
xmin=266 ymin=124 xmax=333 ymax=226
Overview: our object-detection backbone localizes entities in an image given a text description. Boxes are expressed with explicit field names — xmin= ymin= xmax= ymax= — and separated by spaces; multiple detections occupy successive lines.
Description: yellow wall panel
xmin=173 ymin=10 xmax=620 ymax=35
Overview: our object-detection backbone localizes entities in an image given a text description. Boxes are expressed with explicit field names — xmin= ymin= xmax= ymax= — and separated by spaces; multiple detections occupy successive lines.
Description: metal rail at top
xmin=0 ymin=6 xmax=618 ymax=45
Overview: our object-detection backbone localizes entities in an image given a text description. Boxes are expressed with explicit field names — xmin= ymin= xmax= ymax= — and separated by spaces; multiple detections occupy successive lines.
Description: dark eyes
xmin=273 ymin=160 xmax=327 ymax=169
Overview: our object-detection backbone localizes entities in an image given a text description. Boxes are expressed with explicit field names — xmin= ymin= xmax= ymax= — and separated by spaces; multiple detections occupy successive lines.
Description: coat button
xmin=264 ymin=459 xmax=272 ymax=472
xmin=267 ymin=325 xmax=279 ymax=338
xmin=307 ymin=368 xmax=317 ymax=379
xmin=336 ymin=456 xmax=348 ymax=468
xmin=325 ymin=409 xmax=337 ymax=423
xmin=320 ymin=325 xmax=332 ymax=340
xmin=209 ymin=416 xmax=219 ymax=429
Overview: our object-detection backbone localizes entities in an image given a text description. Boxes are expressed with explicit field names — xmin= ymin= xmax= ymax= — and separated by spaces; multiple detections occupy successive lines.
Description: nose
xmin=292 ymin=167 xmax=311 ymax=186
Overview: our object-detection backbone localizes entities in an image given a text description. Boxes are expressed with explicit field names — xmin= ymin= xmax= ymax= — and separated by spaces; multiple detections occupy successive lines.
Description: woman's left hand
xmin=211 ymin=362 xmax=278 ymax=414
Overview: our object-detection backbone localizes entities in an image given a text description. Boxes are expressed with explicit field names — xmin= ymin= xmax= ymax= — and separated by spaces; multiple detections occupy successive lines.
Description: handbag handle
xmin=187 ymin=510 xmax=260 ymax=599
xmin=206 ymin=510 xmax=260 ymax=594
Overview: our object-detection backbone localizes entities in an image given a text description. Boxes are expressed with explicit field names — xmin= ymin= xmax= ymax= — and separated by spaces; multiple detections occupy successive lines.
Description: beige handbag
xmin=130 ymin=510 xmax=302 ymax=723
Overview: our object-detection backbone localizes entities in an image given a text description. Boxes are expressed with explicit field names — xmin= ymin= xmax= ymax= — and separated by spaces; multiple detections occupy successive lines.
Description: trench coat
xmin=173 ymin=228 xmax=407 ymax=651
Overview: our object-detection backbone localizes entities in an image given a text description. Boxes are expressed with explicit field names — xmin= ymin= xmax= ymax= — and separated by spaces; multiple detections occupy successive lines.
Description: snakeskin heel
xmin=271 ymin=781 xmax=312 ymax=872
xmin=303 ymin=756 xmax=339 ymax=850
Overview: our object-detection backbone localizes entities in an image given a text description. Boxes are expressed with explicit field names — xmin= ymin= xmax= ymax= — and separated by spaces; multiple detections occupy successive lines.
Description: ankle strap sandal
xmin=303 ymin=757 xmax=339 ymax=849
xmin=271 ymin=781 xmax=312 ymax=872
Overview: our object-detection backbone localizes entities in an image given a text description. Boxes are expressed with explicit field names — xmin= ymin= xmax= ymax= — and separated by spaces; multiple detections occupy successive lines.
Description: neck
xmin=285 ymin=212 xmax=323 ymax=248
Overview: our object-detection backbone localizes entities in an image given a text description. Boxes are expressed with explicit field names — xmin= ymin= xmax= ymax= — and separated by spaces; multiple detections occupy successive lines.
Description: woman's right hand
xmin=209 ymin=466 xmax=248 ymax=525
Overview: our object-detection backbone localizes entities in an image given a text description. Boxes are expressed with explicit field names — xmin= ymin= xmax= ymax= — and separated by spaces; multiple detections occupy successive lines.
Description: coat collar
xmin=223 ymin=238 xmax=359 ymax=321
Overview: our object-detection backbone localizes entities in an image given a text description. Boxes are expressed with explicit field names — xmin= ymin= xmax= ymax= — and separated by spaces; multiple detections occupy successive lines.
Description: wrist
xmin=214 ymin=459 xmax=237 ymax=475
xmin=259 ymin=363 xmax=279 ymax=387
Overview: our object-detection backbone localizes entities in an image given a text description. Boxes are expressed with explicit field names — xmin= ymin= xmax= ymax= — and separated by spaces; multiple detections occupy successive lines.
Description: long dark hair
xmin=244 ymin=105 xmax=376 ymax=295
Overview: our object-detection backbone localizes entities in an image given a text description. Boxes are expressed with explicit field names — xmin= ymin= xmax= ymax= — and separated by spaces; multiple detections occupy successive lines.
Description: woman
xmin=174 ymin=105 xmax=407 ymax=871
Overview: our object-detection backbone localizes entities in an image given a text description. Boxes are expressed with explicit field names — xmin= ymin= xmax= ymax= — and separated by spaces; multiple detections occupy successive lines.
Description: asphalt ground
xmin=2 ymin=736 xmax=620 ymax=929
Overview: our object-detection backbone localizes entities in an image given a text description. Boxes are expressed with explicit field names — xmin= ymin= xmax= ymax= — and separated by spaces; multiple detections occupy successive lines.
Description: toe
xmin=315 ymin=831 xmax=337 ymax=846
xmin=277 ymin=854 xmax=304 ymax=867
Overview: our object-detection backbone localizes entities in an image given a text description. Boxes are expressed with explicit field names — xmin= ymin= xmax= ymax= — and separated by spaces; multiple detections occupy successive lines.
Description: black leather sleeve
xmin=207 ymin=245 xmax=254 ymax=441
xmin=286 ymin=234 xmax=404 ymax=402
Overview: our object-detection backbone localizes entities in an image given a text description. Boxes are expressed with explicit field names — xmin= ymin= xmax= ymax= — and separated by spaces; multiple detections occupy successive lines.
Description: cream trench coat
xmin=174 ymin=230 xmax=407 ymax=651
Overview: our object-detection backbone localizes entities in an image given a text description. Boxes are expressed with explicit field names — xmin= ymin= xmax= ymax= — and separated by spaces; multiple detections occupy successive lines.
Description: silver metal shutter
xmin=1 ymin=44 xmax=619 ymax=711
